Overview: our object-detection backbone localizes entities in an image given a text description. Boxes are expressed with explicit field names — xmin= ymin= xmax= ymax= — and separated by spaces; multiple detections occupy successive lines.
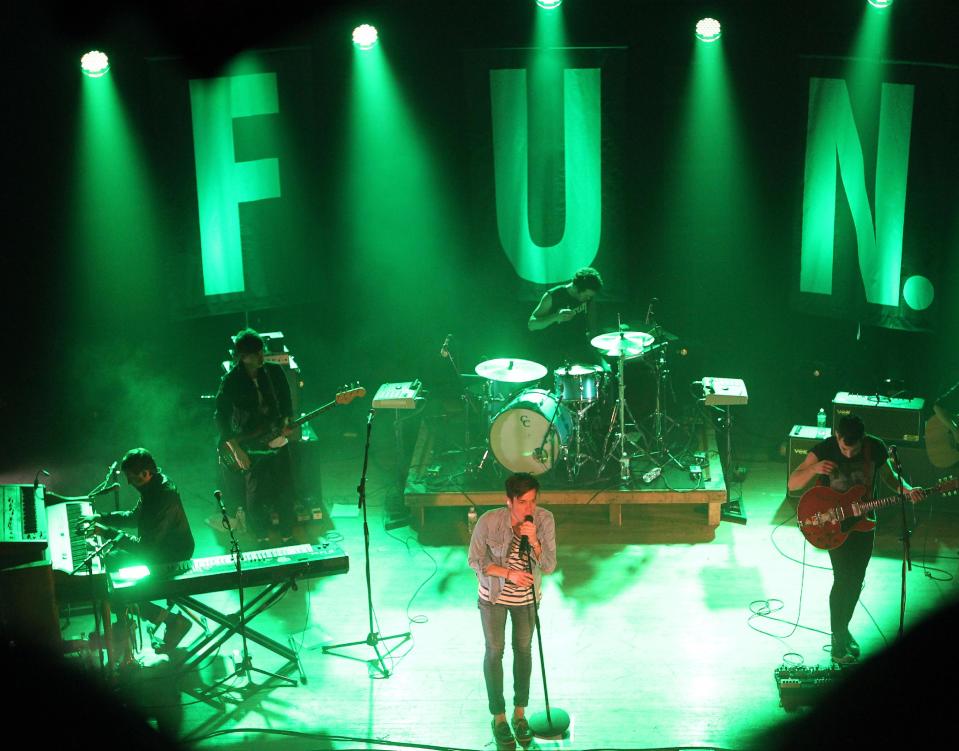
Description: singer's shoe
xmin=511 ymin=716 xmax=533 ymax=746
xmin=845 ymin=633 xmax=861 ymax=658
xmin=157 ymin=613 xmax=191 ymax=654
xmin=492 ymin=719 xmax=516 ymax=750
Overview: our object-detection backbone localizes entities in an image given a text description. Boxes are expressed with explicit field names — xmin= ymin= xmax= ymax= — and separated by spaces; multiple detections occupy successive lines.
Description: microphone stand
xmin=323 ymin=408 xmax=410 ymax=677
xmin=73 ymin=532 xmax=123 ymax=673
xmin=889 ymin=447 xmax=913 ymax=640
xmin=211 ymin=490 xmax=296 ymax=692
xmin=522 ymin=525 xmax=570 ymax=739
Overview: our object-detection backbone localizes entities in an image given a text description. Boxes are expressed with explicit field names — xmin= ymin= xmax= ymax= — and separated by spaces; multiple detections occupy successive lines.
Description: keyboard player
xmin=81 ymin=448 xmax=196 ymax=654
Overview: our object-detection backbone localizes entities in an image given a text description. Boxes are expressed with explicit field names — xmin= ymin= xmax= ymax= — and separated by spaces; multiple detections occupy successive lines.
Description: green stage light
xmin=352 ymin=24 xmax=378 ymax=50
xmin=867 ymin=0 xmax=893 ymax=8
xmin=80 ymin=50 xmax=110 ymax=78
xmin=115 ymin=565 xmax=151 ymax=582
xmin=695 ymin=18 xmax=722 ymax=43
xmin=535 ymin=0 xmax=563 ymax=9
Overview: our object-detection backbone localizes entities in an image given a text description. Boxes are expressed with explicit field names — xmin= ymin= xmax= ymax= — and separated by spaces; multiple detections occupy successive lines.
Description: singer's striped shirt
xmin=478 ymin=534 xmax=535 ymax=606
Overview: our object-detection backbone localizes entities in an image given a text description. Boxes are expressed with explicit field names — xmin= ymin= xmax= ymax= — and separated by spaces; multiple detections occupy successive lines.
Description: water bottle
xmin=467 ymin=506 xmax=478 ymax=535
xmin=817 ymin=408 xmax=827 ymax=429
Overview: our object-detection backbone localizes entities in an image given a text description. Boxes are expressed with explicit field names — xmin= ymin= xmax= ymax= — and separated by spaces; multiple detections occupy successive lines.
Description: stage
xmin=5 ymin=429 xmax=959 ymax=750
xmin=404 ymin=407 xmax=730 ymax=528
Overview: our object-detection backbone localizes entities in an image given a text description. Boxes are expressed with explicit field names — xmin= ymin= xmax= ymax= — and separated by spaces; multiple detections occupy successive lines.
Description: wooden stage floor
xmin=14 ymin=421 xmax=959 ymax=751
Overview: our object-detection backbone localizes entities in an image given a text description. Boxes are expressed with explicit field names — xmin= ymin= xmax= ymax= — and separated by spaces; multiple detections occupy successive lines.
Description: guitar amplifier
xmin=786 ymin=425 xmax=832 ymax=498
xmin=832 ymin=392 xmax=924 ymax=444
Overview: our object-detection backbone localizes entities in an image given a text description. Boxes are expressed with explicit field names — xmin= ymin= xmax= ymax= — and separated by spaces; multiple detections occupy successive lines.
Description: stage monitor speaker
xmin=786 ymin=425 xmax=832 ymax=499
xmin=832 ymin=392 xmax=924 ymax=444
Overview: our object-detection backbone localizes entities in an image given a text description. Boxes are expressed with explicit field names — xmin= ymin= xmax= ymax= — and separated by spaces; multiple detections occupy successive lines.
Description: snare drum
xmin=553 ymin=364 xmax=604 ymax=403
xmin=489 ymin=389 xmax=573 ymax=474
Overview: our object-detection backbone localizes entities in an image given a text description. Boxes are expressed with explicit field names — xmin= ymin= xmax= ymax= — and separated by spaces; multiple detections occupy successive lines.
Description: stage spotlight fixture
xmin=80 ymin=50 xmax=110 ymax=78
xmin=694 ymin=18 xmax=722 ymax=43
xmin=535 ymin=0 xmax=563 ymax=9
xmin=867 ymin=0 xmax=893 ymax=8
xmin=352 ymin=24 xmax=378 ymax=50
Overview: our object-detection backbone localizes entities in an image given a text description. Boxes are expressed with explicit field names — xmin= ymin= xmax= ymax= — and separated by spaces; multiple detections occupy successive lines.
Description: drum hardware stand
xmin=441 ymin=337 xmax=486 ymax=475
xmin=533 ymin=393 xmax=565 ymax=474
xmin=641 ymin=343 xmax=685 ymax=471
xmin=323 ymin=409 xmax=410 ymax=677
xmin=565 ymin=400 xmax=599 ymax=482
xmin=597 ymin=347 xmax=643 ymax=483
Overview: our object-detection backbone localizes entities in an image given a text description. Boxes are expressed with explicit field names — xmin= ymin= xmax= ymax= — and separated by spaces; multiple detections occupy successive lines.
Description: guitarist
xmin=788 ymin=414 xmax=924 ymax=664
xmin=215 ymin=328 xmax=297 ymax=546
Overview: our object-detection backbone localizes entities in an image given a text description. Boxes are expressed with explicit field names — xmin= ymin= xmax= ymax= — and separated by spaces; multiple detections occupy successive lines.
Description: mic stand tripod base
xmin=528 ymin=707 xmax=571 ymax=739
xmin=322 ymin=630 xmax=411 ymax=678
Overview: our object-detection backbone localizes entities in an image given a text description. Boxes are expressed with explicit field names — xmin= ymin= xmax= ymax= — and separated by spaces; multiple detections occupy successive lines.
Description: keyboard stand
xmin=173 ymin=578 xmax=306 ymax=689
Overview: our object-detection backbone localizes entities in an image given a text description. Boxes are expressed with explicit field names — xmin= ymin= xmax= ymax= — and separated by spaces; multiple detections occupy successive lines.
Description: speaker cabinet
xmin=787 ymin=425 xmax=832 ymax=498
xmin=832 ymin=392 xmax=924 ymax=444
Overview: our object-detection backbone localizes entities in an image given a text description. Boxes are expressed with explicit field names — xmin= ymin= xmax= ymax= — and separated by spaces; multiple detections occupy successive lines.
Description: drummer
xmin=527 ymin=266 xmax=604 ymax=370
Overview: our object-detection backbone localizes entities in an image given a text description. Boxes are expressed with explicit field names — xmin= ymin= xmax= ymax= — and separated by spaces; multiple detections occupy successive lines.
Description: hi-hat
xmin=590 ymin=331 xmax=654 ymax=359
xmin=475 ymin=357 xmax=548 ymax=383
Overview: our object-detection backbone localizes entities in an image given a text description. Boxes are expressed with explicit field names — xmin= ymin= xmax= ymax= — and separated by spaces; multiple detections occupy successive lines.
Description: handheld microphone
xmin=213 ymin=489 xmax=225 ymax=512
xmin=440 ymin=334 xmax=452 ymax=357
xmin=520 ymin=514 xmax=534 ymax=554
xmin=888 ymin=444 xmax=898 ymax=458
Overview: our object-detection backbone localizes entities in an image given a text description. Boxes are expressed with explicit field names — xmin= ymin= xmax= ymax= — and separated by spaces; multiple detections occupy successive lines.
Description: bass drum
xmin=489 ymin=389 xmax=572 ymax=475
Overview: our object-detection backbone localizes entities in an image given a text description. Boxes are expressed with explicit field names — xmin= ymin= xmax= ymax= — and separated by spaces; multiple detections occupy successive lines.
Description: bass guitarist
xmin=788 ymin=414 xmax=924 ymax=664
xmin=215 ymin=328 xmax=297 ymax=546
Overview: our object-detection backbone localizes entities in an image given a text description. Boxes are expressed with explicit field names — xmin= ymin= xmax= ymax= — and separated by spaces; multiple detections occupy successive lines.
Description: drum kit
xmin=466 ymin=325 xmax=683 ymax=484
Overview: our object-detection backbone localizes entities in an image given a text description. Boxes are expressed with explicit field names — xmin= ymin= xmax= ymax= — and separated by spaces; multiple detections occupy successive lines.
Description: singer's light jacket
xmin=468 ymin=506 xmax=557 ymax=604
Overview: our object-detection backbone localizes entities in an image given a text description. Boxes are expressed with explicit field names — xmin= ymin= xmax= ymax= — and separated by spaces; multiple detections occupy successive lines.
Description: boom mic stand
xmin=889 ymin=446 xmax=913 ymax=641
xmin=323 ymin=408 xmax=410 ymax=677
xmin=211 ymin=489 xmax=296 ymax=692
xmin=521 ymin=522 xmax=570 ymax=739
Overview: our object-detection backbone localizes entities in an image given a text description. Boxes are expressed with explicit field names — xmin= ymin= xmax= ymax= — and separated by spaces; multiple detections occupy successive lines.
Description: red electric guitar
xmin=797 ymin=476 xmax=958 ymax=550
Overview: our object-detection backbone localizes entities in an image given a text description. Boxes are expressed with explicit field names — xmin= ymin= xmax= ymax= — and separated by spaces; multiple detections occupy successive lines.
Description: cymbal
xmin=590 ymin=331 xmax=655 ymax=358
xmin=475 ymin=357 xmax=548 ymax=383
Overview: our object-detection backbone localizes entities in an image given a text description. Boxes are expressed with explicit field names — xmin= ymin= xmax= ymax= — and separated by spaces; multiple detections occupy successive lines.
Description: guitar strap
xmin=862 ymin=439 xmax=875 ymax=501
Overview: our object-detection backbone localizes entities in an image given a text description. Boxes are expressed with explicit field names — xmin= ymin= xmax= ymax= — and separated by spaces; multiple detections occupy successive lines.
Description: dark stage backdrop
xmin=5 ymin=2 xmax=959 ymax=467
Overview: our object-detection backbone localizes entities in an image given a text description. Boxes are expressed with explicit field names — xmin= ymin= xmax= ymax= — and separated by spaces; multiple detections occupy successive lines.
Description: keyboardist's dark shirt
xmin=100 ymin=472 xmax=195 ymax=565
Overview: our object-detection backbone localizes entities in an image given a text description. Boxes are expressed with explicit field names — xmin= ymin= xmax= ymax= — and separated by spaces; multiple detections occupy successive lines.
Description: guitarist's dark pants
xmin=246 ymin=445 xmax=297 ymax=539
xmin=827 ymin=527 xmax=875 ymax=639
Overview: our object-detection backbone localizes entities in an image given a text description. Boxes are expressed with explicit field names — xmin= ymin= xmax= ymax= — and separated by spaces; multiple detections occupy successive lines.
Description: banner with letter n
xmin=793 ymin=57 xmax=959 ymax=332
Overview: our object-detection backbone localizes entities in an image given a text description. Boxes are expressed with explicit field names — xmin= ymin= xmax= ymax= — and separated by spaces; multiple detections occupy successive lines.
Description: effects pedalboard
xmin=774 ymin=663 xmax=849 ymax=710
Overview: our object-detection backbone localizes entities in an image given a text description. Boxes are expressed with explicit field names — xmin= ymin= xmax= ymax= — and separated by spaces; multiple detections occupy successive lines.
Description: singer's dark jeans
xmin=827 ymin=527 xmax=875 ymax=640
xmin=479 ymin=597 xmax=536 ymax=715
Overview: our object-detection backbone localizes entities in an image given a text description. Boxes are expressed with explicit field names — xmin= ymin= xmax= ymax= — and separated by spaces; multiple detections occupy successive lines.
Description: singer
xmin=788 ymin=415 xmax=924 ymax=664
xmin=468 ymin=473 xmax=557 ymax=749
xmin=80 ymin=448 xmax=195 ymax=653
